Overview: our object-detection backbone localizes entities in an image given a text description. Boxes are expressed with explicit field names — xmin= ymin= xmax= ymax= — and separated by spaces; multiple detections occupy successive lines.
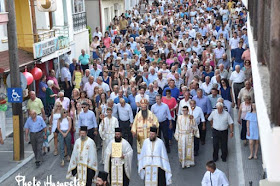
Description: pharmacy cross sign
xmin=7 ymin=88 xmax=23 ymax=103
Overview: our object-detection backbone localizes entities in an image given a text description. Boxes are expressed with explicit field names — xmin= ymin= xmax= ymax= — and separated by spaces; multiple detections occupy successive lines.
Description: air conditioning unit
xmin=37 ymin=0 xmax=57 ymax=12
xmin=114 ymin=4 xmax=121 ymax=11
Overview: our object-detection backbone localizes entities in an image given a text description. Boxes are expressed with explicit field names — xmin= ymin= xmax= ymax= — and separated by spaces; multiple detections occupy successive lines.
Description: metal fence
xmin=72 ymin=12 xmax=87 ymax=32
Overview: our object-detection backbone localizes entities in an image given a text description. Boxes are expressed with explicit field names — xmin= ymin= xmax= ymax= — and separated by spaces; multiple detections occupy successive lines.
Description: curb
xmin=0 ymin=134 xmax=54 ymax=184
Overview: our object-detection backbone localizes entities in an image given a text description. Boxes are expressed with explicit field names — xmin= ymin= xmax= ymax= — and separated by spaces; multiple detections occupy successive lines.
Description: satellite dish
xmin=37 ymin=0 xmax=57 ymax=12
xmin=41 ymin=0 xmax=51 ymax=9
xmin=6 ymin=73 xmax=28 ymax=90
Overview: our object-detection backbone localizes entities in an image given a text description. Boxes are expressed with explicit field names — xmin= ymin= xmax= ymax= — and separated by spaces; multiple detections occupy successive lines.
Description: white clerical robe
xmin=138 ymin=138 xmax=172 ymax=186
xmin=104 ymin=138 xmax=133 ymax=186
xmin=66 ymin=137 xmax=98 ymax=185
xmin=174 ymin=115 xmax=199 ymax=168
xmin=201 ymin=169 xmax=229 ymax=186
xmin=99 ymin=116 xmax=119 ymax=163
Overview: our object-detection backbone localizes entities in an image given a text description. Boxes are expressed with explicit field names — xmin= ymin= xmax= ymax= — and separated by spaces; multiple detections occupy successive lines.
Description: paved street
xmin=2 ymin=122 xmax=238 ymax=186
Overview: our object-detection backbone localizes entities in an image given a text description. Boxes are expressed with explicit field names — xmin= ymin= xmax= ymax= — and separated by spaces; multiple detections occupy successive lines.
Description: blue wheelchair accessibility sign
xmin=7 ymin=88 xmax=23 ymax=103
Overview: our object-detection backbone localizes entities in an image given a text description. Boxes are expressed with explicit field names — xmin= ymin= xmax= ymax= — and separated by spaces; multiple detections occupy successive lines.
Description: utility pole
xmin=6 ymin=0 xmax=24 ymax=160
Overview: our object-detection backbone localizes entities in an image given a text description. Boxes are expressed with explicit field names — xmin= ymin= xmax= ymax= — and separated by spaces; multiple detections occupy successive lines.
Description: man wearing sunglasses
xmin=78 ymin=102 xmax=98 ymax=140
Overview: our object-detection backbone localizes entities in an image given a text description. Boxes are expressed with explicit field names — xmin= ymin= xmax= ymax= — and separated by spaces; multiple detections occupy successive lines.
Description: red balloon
xmin=23 ymin=71 xmax=34 ymax=85
xmin=31 ymin=67 xmax=43 ymax=81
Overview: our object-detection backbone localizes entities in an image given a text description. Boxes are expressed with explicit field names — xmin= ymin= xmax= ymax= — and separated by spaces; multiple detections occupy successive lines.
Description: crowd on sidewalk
xmin=2 ymin=0 xmax=261 ymax=185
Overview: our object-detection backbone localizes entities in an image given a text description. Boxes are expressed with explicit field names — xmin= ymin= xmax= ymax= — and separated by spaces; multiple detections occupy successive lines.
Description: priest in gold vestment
xmin=131 ymin=98 xmax=159 ymax=154
xmin=174 ymin=106 xmax=199 ymax=168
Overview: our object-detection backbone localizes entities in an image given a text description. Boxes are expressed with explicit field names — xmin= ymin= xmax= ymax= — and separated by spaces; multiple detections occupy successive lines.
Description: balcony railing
xmin=72 ymin=12 xmax=87 ymax=32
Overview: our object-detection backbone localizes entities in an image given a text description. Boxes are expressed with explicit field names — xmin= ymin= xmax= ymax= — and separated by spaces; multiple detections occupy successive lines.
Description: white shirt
xmin=99 ymin=82 xmax=110 ymax=93
xmin=201 ymin=169 xmax=229 ymax=186
xmin=156 ymin=78 xmax=168 ymax=90
xmin=93 ymin=31 xmax=103 ymax=41
xmin=61 ymin=67 xmax=71 ymax=82
xmin=208 ymin=110 xmax=233 ymax=131
xmin=192 ymin=45 xmax=203 ymax=56
xmin=189 ymin=106 xmax=205 ymax=125
xmin=55 ymin=97 xmax=70 ymax=110
xmin=201 ymin=82 xmax=213 ymax=95
xmin=213 ymin=47 xmax=225 ymax=59
xmin=110 ymin=92 xmax=118 ymax=100
xmin=229 ymin=71 xmax=245 ymax=84
xmin=229 ymin=37 xmax=240 ymax=50
xmin=83 ymin=82 xmax=98 ymax=98
xmin=189 ymin=29 xmax=196 ymax=38
xmin=135 ymin=94 xmax=149 ymax=107
xmin=178 ymin=99 xmax=191 ymax=116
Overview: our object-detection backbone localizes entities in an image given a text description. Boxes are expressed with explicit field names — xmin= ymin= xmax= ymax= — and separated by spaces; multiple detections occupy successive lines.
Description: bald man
xmin=27 ymin=91 xmax=46 ymax=120
xmin=24 ymin=110 xmax=47 ymax=167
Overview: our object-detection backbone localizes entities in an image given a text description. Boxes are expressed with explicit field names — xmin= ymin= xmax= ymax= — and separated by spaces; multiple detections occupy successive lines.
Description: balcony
xmin=72 ymin=12 xmax=87 ymax=32
xmin=17 ymin=26 xmax=69 ymax=54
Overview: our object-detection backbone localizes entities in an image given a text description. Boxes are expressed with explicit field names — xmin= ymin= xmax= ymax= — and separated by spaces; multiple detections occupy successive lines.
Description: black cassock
xmin=72 ymin=168 xmax=95 ymax=186
xmin=109 ymin=157 xmax=130 ymax=186
xmin=158 ymin=167 xmax=166 ymax=186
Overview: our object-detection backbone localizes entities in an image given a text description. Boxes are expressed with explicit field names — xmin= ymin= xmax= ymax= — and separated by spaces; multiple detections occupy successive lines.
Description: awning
xmin=0 ymin=49 xmax=35 ymax=73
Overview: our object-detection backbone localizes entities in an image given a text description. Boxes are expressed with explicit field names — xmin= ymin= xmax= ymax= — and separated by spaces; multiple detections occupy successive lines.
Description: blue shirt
xmin=148 ymin=73 xmax=158 ymax=85
xmin=90 ymin=69 xmax=101 ymax=81
xmin=24 ymin=116 xmax=46 ymax=133
xmin=79 ymin=54 xmax=90 ymax=65
xmin=114 ymin=96 xmax=129 ymax=104
xmin=163 ymin=87 xmax=180 ymax=100
xmin=145 ymin=90 xmax=158 ymax=106
xmin=78 ymin=110 xmax=98 ymax=129
xmin=128 ymin=94 xmax=137 ymax=111
xmin=69 ymin=63 xmax=81 ymax=76
xmin=151 ymin=103 xmax=172 ymax=122
xmin=38 ymin=82 xmax=48 ymax=98
xmin=232 ymin=48 xmax=245 ymax=63
xmin=116 ymin=103 xmax=134 ymax=123
xmin=192 ymin=95 xmax=212 ymax=114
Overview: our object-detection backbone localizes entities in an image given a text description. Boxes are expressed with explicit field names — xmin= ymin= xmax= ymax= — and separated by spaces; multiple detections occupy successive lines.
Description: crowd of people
xmin=22 ymin=0 xmax=260 ymax=185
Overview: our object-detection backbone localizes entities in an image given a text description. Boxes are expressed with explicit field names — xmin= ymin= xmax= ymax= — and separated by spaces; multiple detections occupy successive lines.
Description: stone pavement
xmin=1 ymin=124 xmax=237 ymax=186
xmin=0 ymin=109 xmax=263 ymax=186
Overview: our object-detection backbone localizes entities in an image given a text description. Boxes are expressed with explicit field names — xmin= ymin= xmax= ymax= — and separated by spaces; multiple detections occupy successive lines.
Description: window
xmin=0 ymin=0 xmax=5 ymax=12
xmin=73 ymin=0 xmax=85 ymax=14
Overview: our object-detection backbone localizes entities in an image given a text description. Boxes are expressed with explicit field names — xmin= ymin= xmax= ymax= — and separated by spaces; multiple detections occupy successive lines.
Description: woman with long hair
xmin=162 ymin=89 xmax=178 ymax=144
xmin=121 ymin=78 xmax=131 ymax=97
xmin=49 ymin=101 xmax=62 ymax=156
xmin=72 ymin=88 xmax=80 ymax=102
xmin=57 ymin=108 xmax=72 ymax=167
xmin=246 ymin=104 xmax=259 ymax=159
xmin=110 ymin=71 xmax=121 ymax=91
xmin=72 ymin=65 xmax=83 ymax=89
xmin=238 ymin=95 xmax=252 ymax=146
xmin=90 ymin=36 xmax=100 ymax=59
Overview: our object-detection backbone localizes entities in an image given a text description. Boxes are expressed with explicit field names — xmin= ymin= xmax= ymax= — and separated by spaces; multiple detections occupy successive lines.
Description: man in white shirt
xmin=201 ymin=161 xmax=229 ymax=186
xmin=92 ymin=27 xmax=102 ymax=41
xmin=178 ymin=91 xmax=191 ymax=116
xmin=156 ymin=72 xmax=167 ymax=90
xmin=229 ymin=32 xmax=240 ymax=55
xmin=201 ymin=76 xmax=213 ymax=95
xmin=110 ymin=85 xmax=119 ymax=100
xmin=218 ymin=64 xmax=228 ymax=79
xmin=188 ymin=24 xmax=196 ymax=39
xmin=60 ymin=62 xmax=72 ymax=99
xmin=135 ymin=86 xmax=149 ymax=111
xmin=83 ymin=76 xmax=98 ymax=99
xmin=97 ymin=77 xmax=110 ymax=96
xmin=229 ymin=65 xmax=245 ymax=106
xmin=189 ymin=100 xmax=205 ymax=156
xmin=208 ymin=102 xmax=234 ymax=162
xmin=214 ymin=41 xmax=225 ymax=62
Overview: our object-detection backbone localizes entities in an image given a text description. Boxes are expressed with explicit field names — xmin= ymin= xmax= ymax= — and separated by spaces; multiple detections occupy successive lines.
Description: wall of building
xmin=73 ymin=29 xmax=90 ymax=59
xmin=85 ymin=0 xmax=100 ymax=34
xmin=100 ymin=0 xmax=125 ymax=33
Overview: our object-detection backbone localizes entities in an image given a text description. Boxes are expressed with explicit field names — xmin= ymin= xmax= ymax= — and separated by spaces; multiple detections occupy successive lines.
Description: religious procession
xmin=0 ymin=0 xmax=263 ymax=185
